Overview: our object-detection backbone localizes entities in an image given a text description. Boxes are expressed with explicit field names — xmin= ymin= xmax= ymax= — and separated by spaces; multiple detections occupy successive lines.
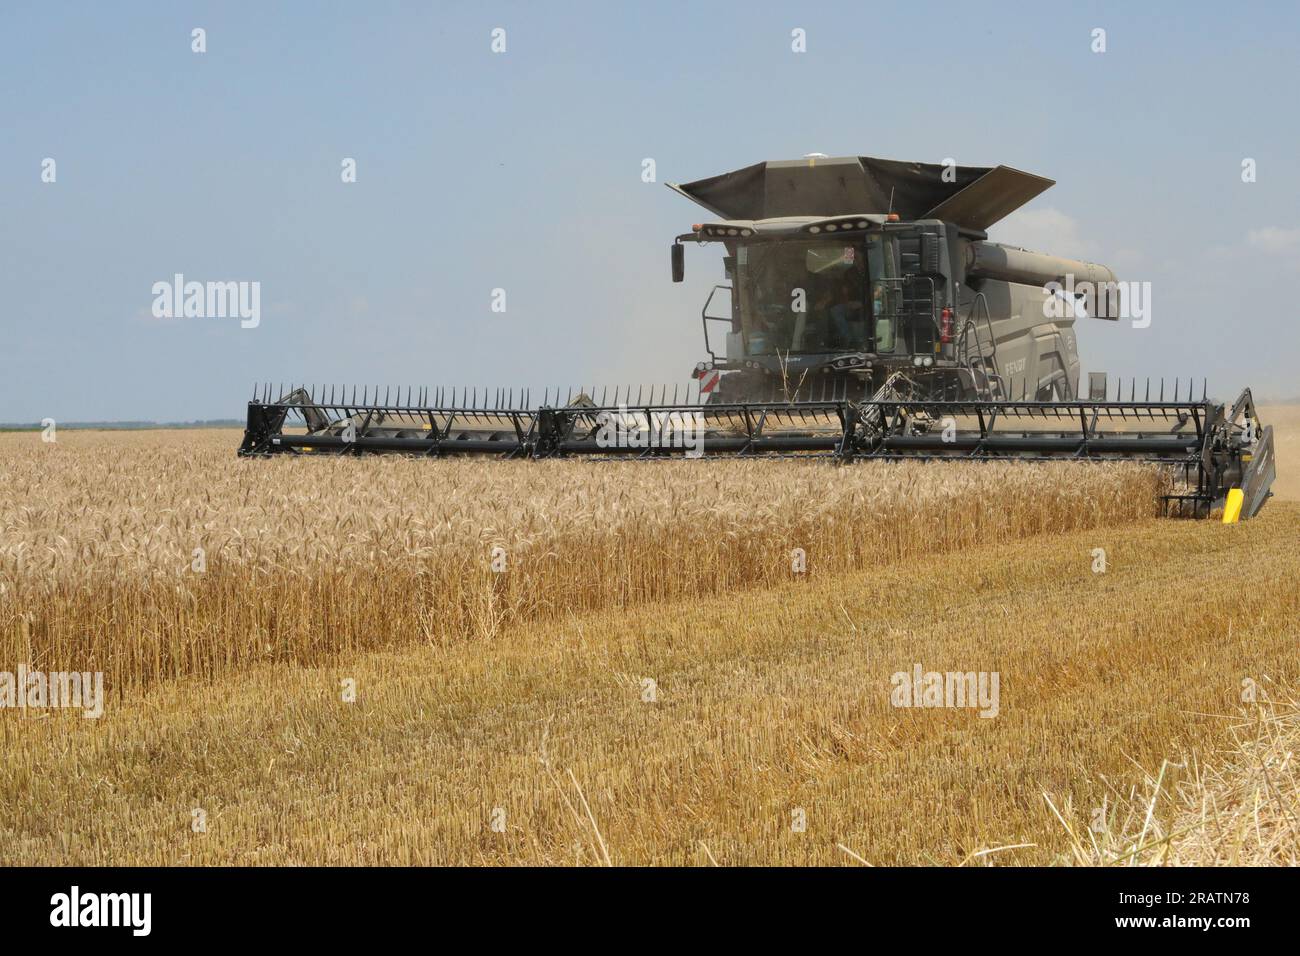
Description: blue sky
xmin=2 ymin=0 xmax=1298 ymax=421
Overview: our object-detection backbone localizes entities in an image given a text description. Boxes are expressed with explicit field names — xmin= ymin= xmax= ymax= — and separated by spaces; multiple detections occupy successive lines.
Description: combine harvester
xmin=239 ymin=155 xmax=1275 ymax=520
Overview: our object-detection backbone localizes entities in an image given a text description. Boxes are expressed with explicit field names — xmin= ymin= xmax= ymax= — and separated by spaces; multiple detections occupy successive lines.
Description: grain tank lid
xmin=667 ymin=156 xmax=1054 ymax=230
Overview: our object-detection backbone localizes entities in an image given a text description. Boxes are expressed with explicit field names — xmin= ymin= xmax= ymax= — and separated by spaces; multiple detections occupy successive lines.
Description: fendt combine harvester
xmin=239 ymin=155 xmax=1276 ymax=520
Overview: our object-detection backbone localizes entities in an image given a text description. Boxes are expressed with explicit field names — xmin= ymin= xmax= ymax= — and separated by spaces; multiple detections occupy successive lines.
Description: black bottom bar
xmin=0 ymin=865 xmax=1281 ymax=941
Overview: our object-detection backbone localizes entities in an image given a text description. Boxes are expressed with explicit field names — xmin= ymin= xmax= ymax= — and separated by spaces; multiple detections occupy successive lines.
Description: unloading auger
xmin=238 ymin=154 xmax=1277 ymax=520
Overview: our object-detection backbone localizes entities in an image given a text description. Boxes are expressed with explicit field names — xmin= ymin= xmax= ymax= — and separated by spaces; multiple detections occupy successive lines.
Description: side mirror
xmin=671 ymin=243 xmax=684 ymax=283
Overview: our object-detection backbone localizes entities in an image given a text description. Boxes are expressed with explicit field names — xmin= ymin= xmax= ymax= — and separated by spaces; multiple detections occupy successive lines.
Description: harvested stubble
xmin=1 ymin=430 xmax=1166 ymax=695
xmin=1 ymin=495 xmax=1296 ymax=865
xmin=1053 ymin=696 xmax=1299 ymax=866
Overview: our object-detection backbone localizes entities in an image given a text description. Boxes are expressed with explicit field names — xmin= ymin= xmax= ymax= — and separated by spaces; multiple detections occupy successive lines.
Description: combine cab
xmin=668 ymin=155 xmax=1118 ymax=404
xmin=239 ymin=154 xmax=1276 ymax=520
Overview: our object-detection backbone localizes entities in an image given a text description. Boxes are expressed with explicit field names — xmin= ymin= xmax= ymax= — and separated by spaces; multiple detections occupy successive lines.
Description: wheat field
xmin=0 ymin=424 xmax=1295 ymax=865
xmin=0 ymin=430 xmax=1166 ymax=693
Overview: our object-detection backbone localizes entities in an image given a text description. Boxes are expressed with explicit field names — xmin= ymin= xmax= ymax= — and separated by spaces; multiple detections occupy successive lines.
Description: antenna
xmin=887 ymin=187 xmax=895 ymax=217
